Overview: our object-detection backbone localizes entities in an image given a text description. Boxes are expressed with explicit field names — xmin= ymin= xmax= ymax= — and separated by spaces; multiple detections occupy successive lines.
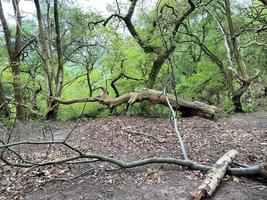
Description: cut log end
xmin=191 ymin=150 xmax=238 ymax=199
xmin=191 ymin=188 xmax=208 ymax=200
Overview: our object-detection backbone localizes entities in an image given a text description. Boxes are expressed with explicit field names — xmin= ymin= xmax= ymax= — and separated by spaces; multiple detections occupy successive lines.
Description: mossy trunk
xmin=0 ymin=81 xmax=10 ymax=118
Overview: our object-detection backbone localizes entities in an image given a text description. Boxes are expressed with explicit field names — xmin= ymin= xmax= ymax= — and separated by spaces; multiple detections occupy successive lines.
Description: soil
xmin=0 ymin=112 xmax=266 ymax=200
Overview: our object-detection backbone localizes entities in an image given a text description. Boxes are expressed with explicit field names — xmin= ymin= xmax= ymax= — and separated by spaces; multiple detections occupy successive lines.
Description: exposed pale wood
xmin=191 ymin=150 xmax=238 ymax=200
xmin=164 ymin=89 xmax=188 ymax=160
xmin=51 ymin=88 xmax=218 ymax=118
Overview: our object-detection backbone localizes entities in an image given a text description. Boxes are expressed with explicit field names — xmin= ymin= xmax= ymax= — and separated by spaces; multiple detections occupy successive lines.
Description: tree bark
xmin=34 ymin=0 xmax=54 ymax=111
xmin=0 ymin=0 xmax=26 ymax=121
xmin=223 ymin=0 xmax=258 ymax=112
xmin=145 ymin=46 xmax=175 ymax=88
xmin=225 ymin=0 xmax=249 ymax=80
xmin=0 ymin=81 xmax=10 ymax=117
xmin=51 ymin=88 xmax=218 ymax=118
xmin=105 ymin=0 xmax=197 ymax=89
xmin=86 ymin=66 xmax=93 ymax=97
xmin=49 ymin=0 xmax=64 ymax=119
xmin=1 ymin=140 xmax=266 ymax=178
xmin=34 ymin=0 xmax=65 ymax=119
xmin=29 ymin=83 xmax=42 ymax=118
xmin=191 ymin=150 xmax=238 ymax=200
xmin=10 ymin=62 xmax=25 ymax=120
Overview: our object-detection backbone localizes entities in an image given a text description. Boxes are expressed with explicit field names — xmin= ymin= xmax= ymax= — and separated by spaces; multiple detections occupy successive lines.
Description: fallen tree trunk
xmin=191 ymin=150 xmax=238 ymax=200
xmin=51 ymin=88 xmax=218 ymax=118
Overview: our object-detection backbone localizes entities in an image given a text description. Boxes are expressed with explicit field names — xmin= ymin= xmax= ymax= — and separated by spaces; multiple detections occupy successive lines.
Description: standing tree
xmin=183 ymin=0 xmax=263 ymax=111
xmin=0 ymin=72 xmax=10 ymax=117
xmin=33 ymin=0 xmax=64 ymax=119
xmin=223 ymin=0 xmax=260 ymax=111
xmin=0 ymin=0 xmax=26 ymax=120
xmin=95 ymin=0 xmax=202 ymax=89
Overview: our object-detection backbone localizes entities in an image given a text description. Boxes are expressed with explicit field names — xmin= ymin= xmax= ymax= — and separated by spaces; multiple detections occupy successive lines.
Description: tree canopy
xmin=0 ymin=0 xmax=266 ymax=121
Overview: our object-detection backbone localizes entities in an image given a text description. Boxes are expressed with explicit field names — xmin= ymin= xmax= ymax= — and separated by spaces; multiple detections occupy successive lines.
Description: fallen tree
xmin=1 ymin=116 xmax=266 ymax=196
xmin=191 ymin=150 xmax=238 ymax=200
xmin=1 ymin=140 xmax=266 ymax=178
xmin=0 ymin=139 xmax=266 ymax=198
xmin=51 ymin=88 xmax=218 ymax=118
xmin=2 ymin=92 xmax=265 ymax=198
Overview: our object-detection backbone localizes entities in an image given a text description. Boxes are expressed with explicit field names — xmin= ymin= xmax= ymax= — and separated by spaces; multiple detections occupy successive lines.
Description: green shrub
xmin=221 ymin=99 xmax=235 ymax=115
xmin=242 ymin=103 xmax=254 ymax=113
xmin=58 ymin=103 xmax=104 ymax=121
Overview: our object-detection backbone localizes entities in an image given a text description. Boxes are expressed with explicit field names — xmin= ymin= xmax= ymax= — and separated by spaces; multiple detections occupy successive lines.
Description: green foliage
xmin=176 ymin=60 xmax=225 ymax=103
xmin=57 ymin=73 xmax=104 ymax=120
xmin=153 ymin=105 xmax=171 ymax=118
xmin=58 ymin=103 xmax=104 ymax=121
xmin=242 ymin=103 xmax=254 ymax=113
xmin=0 ymin=118 xmax=16 ymax=131
xmin=0 ymin=0 xmax=266 ymax=121
xmin=220 ymin=99 xmax=235 ymax=115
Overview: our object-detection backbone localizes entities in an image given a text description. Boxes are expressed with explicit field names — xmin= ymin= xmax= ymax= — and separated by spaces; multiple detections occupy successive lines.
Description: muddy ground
xmin=0 ymin=112 xmax=266 ymax=200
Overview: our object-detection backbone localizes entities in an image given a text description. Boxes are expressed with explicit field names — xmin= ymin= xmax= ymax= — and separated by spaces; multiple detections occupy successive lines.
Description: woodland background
xmin=0 ymin=0 xmax=266 ymax=123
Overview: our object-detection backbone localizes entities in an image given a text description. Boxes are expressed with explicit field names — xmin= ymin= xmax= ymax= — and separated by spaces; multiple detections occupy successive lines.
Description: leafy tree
xmin=0 ymin=0 xmax=27 ymax=120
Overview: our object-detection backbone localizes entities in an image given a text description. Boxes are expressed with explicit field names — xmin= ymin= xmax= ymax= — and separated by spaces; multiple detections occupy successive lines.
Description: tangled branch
xmin=0 ymin=140 xmax=266 ymax=178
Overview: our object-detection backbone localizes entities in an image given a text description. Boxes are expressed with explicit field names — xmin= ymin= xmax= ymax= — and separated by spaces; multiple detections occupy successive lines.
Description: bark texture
xmin=0 ymin=81 xmax=10 ymax=117
xmin=191 ymin=150 xmax=238 ymax=200
xmin=224 ymin=0 xmax=259 ymax=112
xmin=34 ymin=0 xmax=64 ymax=119
xmin=0 ymin=0 xmax=26 ymax=120
xmin=1 ymin=140 xmax=266 ymax=178
xmin=52 ymin=88 xmax=218 ymax=118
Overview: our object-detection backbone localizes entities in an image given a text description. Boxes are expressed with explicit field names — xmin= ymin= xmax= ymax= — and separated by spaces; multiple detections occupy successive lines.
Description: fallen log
xmin=51 ymin=88 xmax=218 ymax=118
xmin=191 ymin=150 xmax=238 ymax=200
xmin=1 ymin=141 xmax=266 ymax=178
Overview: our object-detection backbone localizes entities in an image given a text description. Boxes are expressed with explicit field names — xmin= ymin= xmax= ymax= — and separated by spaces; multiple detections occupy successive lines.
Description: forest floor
xmin=0 ymin=112 xmax=267 ymax=200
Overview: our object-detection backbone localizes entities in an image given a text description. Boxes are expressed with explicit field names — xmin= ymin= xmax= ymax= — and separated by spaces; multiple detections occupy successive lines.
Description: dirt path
xmin=0 ymin=112 xmax=266 ymax=200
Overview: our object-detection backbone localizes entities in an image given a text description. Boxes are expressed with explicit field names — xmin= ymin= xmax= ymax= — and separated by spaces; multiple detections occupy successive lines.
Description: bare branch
xmin=164 ymin=88 xmax=189 ymax=160
xmin=15 ymin=37 xmax=36 ymax=57
xmin=50 ymin=88 xmax=218 ymax=118
xmin=0 ymin=140 xmax=265 ymax=177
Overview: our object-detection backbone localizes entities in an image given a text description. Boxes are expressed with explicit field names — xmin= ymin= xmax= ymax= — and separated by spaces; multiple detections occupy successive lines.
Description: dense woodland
xmin=0 ymin=0 xmax=266 ymax=122
xmin=0 ymin=0 xmax=267 ymax=199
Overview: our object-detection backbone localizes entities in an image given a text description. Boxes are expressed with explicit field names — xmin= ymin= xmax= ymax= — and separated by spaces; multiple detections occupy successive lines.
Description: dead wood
xmin=122 ymin=129 xmax=165 ymax=143
xmin=51 ymin=88 xmax=218 ymax=118
xmin=1 ymin=136 xmax=266 ymax=194
xmin=191 ymin=150 xmax=238 ymax=200
xmin=164 ymin=88 xmax=189 ymax=160
xmin=0 ymin=140 xmax=266 ymax=178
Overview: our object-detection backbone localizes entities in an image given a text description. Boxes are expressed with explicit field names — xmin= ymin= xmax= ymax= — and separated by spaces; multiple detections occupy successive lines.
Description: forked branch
xmin=51 ymin=88 xmax=218 ymax=118
xmin=0 ymin=140 xmax=266 ymax=178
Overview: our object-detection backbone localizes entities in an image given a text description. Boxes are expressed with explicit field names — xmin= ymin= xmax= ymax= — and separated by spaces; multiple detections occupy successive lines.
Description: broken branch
xmin=51 ymin=88 xmax=218 ymax=118
xmin=191 ymin=149 xmax=238 ymax=199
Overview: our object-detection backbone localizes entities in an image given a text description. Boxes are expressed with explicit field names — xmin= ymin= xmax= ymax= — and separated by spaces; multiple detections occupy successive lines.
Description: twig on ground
xmin=1 ymin=166 xmax=37 ymax=192
xmin=123 ymin=129 xmax=165 ymax=143
xmin=54 ymin=167 xmax=95 ymax=182
xmin=0 ymin=137 xmax=266 ymax=192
